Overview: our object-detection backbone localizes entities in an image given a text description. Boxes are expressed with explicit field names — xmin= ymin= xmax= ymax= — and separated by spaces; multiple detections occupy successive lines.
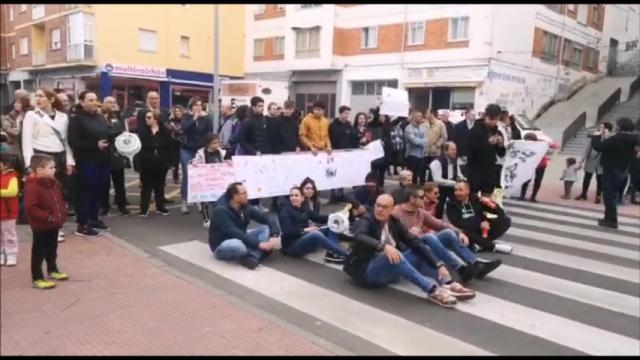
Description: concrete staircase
xmin=535 ymin=76 xmax=638 ymax=149
xmin=560 ymin=126 xmax=595 ymax=157
xmin=598 ymin=90 xmax=640 ymax=125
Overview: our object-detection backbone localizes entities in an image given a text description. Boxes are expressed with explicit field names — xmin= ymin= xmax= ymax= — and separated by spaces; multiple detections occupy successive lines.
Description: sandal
xmin=427 ymin=287 xmax=458 ymax=308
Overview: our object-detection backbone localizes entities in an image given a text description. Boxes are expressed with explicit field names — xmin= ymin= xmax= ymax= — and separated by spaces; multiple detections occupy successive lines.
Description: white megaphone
xmin=326 ymin=203 xmax=352 ymax=234
xmin=114 ymin=118 xmax=141 ymax=164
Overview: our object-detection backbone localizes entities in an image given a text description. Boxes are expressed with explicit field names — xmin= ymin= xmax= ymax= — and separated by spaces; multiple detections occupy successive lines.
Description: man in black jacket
xmin=329 ymin=105 xmax=356 ymax=203
xmin=453 ymin=108 xmax=476 ymax=177
xmin=237 ymin=96 xmax=270 ymax=210
xmin=446 ymin=181 xmax=512 ymax=254
xmin=265 ymin=102 xmax=281 ymax=154
xmin=592 ymin=117 xmax=640 ymax=228
xmin=343 ymin=194 xmax=468 ymax=308
xmin=466 ymin=104 xmax=506 ymax=196
xmin=277 ymin=100 xmax=300 ymax=153
xmin=209 ymin=182 xmax=281 ymax=269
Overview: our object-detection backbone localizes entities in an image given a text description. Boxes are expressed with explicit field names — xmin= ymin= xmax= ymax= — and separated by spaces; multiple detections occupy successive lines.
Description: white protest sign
xmin=379 ymin=87 xmax=410 ymax=117
xmin=501 ymin=140 xmax=549 ymax=197
xmin=364 ymin=140 xmax=385 ymax=161
xmin=187 ymin=162 xmax=236 ymax=203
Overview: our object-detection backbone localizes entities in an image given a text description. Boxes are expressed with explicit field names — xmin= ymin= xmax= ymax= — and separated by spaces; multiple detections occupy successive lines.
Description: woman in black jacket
xmin=138 ymin=109 xmax=172 ymax=217
xmin=278 ymin=187 xmax=349 ymax=258
xmin=367 ymin=108 xmax=391 ymax=187
xmin=101 ymin=97 xmax=129 ymax=216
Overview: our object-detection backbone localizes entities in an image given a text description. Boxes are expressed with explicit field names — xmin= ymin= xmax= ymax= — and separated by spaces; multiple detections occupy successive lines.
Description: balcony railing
xmin=32 ymin=50 xmax=46 ymax=66
xmin=67 ymin=43 xmax=94 ymax=62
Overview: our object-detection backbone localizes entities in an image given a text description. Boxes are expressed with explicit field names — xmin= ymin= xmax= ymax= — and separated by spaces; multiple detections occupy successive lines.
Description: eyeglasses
xmin=413 ymin=194 xmax=426 ymax=199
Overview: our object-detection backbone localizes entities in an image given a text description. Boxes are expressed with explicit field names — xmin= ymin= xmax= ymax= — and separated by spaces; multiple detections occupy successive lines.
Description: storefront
xmin=403 ymin=65 xmax=487 ymax=113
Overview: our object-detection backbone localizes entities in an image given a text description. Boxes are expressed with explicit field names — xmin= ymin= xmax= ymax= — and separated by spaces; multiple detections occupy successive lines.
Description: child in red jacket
xmin=24 ymin=154 xmax=69 ymax=289
xmin=1 ymin=153 xmax=20 ymax=266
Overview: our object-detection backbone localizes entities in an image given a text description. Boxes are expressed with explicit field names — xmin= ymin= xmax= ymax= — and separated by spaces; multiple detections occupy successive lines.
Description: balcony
xmin=32 ymin=50 xmax=46 ymax=66
xmin=67 ymin=43 xmax=94 ymax=62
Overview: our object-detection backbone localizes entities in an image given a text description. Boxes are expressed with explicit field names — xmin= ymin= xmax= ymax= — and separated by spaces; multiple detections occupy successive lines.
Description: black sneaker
xmin=157 ymin=208 xmax=171 ymax=216
xmin=597 ymin=219 xmax=618 ymax=229
xmin=75 ymin=225 xmax=100 ymax=237
xmin=475 ymin=258 xmax=502 ymax=280
xmin=90 ymin=220 xmax=110 ymax=231
xmin=457 ymin=263 xmax=481 ymax=282
xmin=238 ymin=255 xmax=259 ymax=270
xmin=323 ymin=251 xmax=346 ymax=265
xmin=118 ymin=207 xmax=131 ymax=216
xmin=100 ymin=207 xmax=110 ymax=216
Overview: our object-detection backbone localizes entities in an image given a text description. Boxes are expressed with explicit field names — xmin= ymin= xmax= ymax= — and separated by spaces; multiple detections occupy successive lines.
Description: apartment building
xmin=244 ymin=4 xmax=639 ymax=119
xmin=0 ymin=4 xmax=245 ymax=108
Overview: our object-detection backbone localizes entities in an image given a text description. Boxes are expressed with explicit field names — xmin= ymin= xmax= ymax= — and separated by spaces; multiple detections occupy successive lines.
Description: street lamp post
xmin=212 ymin=4 xmax=221 ymax=133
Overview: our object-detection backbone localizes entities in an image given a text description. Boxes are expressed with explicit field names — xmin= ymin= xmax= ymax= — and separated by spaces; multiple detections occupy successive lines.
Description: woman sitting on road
xmin=278 ymin=187 xmax=349 ymax=260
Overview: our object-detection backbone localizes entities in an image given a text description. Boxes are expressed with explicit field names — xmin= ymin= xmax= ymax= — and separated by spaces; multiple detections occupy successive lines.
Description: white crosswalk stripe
xmin=158 ymin=201 xmax=640 ymax=355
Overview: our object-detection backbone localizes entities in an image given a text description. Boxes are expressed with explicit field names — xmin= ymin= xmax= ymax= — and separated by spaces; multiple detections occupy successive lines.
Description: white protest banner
xmin=364 ymin=139 xmax=385 ymax=161
xmin=187 ymin=162 xmax=236 ymax=203
xmin=501 ymin=140 xmax=549 ymax=197
xmin=379 ymin=87 xmax=410 ymax=117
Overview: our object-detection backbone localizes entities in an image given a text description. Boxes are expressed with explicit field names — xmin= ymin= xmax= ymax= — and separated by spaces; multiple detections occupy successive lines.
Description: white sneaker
xmin=58 ymin=234 xmax=65 ymax=242
xmin=493 ymin=243 xmax=513 ymax=254
xmin=181 ymin=201 xmax=189 ymax=214
xmin=196 ymin=203 xmax=203 ymax=212
xmin=5 ymin=255 xmax=17 ymax=266
xmin=0 ymin=253 xmax=5 ymax=266
xmin=203 ymin=220 xmax=210 ymax=229
xmin=59 ymin=230 xmax=65 ymax=237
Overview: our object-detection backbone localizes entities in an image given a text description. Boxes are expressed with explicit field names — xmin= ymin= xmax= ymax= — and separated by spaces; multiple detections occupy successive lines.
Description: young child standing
xmin=24 ymin=154 xmax=69 ymax=289
xmin=191 ymin=134 xmax=226 ymax=228
xmin=1 ymin=153 xmax=20 ymax=266
xmin=560 ymin=157 xmax=579 ymax=199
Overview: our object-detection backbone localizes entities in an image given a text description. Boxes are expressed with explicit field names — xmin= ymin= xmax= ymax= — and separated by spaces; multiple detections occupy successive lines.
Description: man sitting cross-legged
xmin=343 ymin=194 xmax=474 ymax=309
xmin=209 ymin=182 xmax=281 ymax=269
xmin=393 ymin=185 xmax=502 ymax=282
xmin=446 ymin=180 xmax=512 ymax=254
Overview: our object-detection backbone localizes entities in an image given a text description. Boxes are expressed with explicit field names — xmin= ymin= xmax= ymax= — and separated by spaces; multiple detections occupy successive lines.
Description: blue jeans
xmin=362 ymin=250 xmax=440 ymax=294
xmin=180 ymin=148 xmax=197 ymax=201
xmin=78 ymin=163 xmax=110 ymax=226
xmin=283 ymin=230 xmax=349 ymax=258
xmin=214 ymin=225 xmax=270 ymax=262
xmin=420 ymin=229 xmax=477 ymax=267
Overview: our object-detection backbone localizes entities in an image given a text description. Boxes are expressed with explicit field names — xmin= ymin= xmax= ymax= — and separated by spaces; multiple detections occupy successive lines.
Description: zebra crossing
xmin=157 ymin=200 xmax=639 ymax=355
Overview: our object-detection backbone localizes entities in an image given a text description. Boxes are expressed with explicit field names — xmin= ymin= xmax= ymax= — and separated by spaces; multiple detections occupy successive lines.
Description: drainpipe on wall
xmin=400 ymin=4 xmax=408 ymax=90
xmin=554 ymin=8 xmax=567 ymax=102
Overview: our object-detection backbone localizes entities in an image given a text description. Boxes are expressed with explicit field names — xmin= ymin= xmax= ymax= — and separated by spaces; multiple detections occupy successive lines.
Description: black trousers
xmin=579 ymin=172 xmax=603 ymax=198
xmin=602 ymin=168 xmax=628 ymax=224
xmin=371 ymin=160 xmax=387 ymax=188
xmin=140 ymin=168 xmax=168 ymax=213
xmin=436 ymin=186 xmax=454 ymax=219
xmin=465 ymin=215 xmax=511 ymax=251
xmin=521 ymin=167 xmax=546 ymax=200
xmin=102 ymin=168 xmax=127 ymax=209
xmin=31 ymin=229 xmax=60 ymax=281
xmin=405 ymin=156 xmax=423 ymax=185
xmin=422 ymin=156 xmax=437 ymax=183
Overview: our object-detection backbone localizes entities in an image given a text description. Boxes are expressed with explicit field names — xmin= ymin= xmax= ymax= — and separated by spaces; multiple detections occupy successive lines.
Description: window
xmin=351 ymin=80 xmax=398 ymax=96
xmin=180 ymin=36 xmax=190 ymax=56
xmin=300 ymin=4 xmax=321 ymax=9
xmin=408 ymin=21 xmax=425 ymax=45
xmin=254 ymin=39 xmax=265 ymax=57
xmin=11 ymin=43 xmax=16 ymax=59
xmin=51 ymin=28 xmax=61 ymax=50
xmin=139 ymin=29 xmax=158 ymax=52
xmin=352 ymin=82 xmax=365 ymax=95
xmin=567 ymin=4 xmax=577 ymax=12
xmin=273 ymin=36 xmax=284 ymax=56
xmin=587 ymin=48 xmax=598 ymax=68
xmin=32 ymin=4 xmax=45 ymax=20
xmin=545 ymin=4 xmax=562 ymax=13
xmin=20 ymin=4 xmax=27 ymax=12
xmin=276 ymin=4 xmax=285 ymax=10
xmin=542 ymin=31 xmax=560 ymax=62
xmin=591 ymin=5 xmax=601 ymax=24
xmin=361 ymin=26 xmax=378 ymax=49
xmin=9 ymin=6 xmax=14 ymax=21
xmin=449 ymin=17 xmax=469 ymax=41
xmin=19 ymin=37 xmax=28 ymax=55
xmin=451 ymin=88 xmax=475 ymax=109
xmin=295 ymin=27 xmax=320 ymax=58
xmin=569 ymin=43 xmax=583 ymax=69
xmin=255 ymin=4 xmax=266 ymax=14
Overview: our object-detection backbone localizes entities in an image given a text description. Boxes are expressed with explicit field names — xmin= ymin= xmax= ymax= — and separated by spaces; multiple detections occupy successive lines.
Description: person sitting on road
xmin=393 ymin=185 xmax=502 ymax=282
xmin=209 ymin=182 xmax=281 ymax=270
xmin=423 ymin=182 xmax=440 ymax=217
xmin=391 ymin=169 xmax=413 ymax=205
xmin=343 ymin=194 xmax=473 ymax=309
xmin=278 ymin=187 xmax=350 ymax=261
xmin=446 ymin=181 xmax=512 ymax=254
xmin=191 ymin=134 xmax=227 ymax=229
xmin=345 ymin=172 xmax=385 ymax=213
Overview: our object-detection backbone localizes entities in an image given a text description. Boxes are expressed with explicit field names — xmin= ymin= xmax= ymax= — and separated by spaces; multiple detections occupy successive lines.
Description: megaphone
xmin=326 ymin=203 xmax=352 ymax=234
xmin=114 ymin=119 xmax=141 ymax=163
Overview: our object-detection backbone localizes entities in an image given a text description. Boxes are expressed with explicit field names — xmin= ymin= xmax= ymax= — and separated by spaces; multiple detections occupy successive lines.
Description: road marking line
xmin=508 ymin=207 xmax=638 ymax=233
xmin=503 ymin=200 xmax=639 ymax=225
xmin=511 ymin=218 xmax=638 ymax=245
xmin=159 ymin=241 xmax=492 ymax=356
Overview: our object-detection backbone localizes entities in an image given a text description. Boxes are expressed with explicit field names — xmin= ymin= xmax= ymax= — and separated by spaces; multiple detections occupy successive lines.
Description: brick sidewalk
xmin=0 ymin=232 xmax=333 ymax=356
